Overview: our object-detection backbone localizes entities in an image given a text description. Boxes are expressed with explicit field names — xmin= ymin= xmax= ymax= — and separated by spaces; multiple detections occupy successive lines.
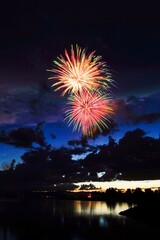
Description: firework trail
xmin=48 ymin=44 xmax=112 ymax=96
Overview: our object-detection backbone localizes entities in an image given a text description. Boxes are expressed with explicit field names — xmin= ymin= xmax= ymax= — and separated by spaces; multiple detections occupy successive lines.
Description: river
xmin=0 ymin=198 xmax=159 ymax=240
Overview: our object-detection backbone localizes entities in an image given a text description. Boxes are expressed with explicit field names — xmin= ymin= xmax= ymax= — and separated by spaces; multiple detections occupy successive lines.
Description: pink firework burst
xmin=65 ymin=90 xmax=114 ymax=136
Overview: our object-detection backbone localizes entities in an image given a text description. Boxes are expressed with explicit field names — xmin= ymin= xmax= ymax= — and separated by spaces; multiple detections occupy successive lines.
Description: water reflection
xmin=73 ymin=200 xmax=133 ymax=216
xmin=0 ymin=199 xmax=158 ymax=240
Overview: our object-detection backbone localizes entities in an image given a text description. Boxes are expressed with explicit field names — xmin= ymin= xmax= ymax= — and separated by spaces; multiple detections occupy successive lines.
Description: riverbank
xmin=0 ymin=184 xmax=160 ymax=204
xmin=119 ymin=200 xmax=160 ymax=227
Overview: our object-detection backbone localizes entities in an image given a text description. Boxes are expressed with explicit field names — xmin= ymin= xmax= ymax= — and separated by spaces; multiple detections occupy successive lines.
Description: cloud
xmin=0 ymin=124 xmax=45 ymax=148
xmin=115 ymin=93 xmax=160 ymax=125
xmin=51 ymin=133 xmax=56 ymax=139
xmin=0 ymin=112 xmax=16 ymax=124
xmin=69 ymin=147 xmax=88 ymax=155
xmin=0 ymin=83 xmax=65 ymax=126
xmin=68 ymin=136 xmax=88 ymax=147
xmin=84 ymin=119 xmax=119 ymax=140
xmin=131 ymin=113 xmax=160 ymax=124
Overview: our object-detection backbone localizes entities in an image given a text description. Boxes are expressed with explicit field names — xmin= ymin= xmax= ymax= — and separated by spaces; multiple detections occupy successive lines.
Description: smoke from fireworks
xmin=48 ymin=44 xmax=115 ymax=137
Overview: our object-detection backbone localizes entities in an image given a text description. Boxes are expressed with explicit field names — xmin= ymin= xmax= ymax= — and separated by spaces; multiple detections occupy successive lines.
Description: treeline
xmin=63 ymin=187 xmax=160 ymax=204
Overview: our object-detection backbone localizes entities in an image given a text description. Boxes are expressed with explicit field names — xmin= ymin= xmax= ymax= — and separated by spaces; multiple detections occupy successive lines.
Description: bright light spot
xmin=97 ymin=171 xmax=106 ymax=178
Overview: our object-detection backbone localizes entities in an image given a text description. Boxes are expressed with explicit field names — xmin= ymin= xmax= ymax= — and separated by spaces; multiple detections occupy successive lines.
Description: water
xmin=0 ymin=199 xmax=159 ymax=240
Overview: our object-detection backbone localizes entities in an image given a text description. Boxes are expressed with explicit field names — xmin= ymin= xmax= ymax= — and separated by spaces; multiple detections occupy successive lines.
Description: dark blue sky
xmin=0 ymin=0 xmax=160 ymax=166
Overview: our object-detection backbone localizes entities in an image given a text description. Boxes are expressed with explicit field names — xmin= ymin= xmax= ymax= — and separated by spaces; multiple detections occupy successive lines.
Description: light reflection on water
xmin=73 ymin=200 xmax=134 ymax=216
xmin=0 ymin=199 xmax=158 ymax=240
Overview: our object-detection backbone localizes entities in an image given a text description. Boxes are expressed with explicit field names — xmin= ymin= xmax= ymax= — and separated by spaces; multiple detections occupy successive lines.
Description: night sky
xmin=0 ymin=0 xmax=160 ymax=166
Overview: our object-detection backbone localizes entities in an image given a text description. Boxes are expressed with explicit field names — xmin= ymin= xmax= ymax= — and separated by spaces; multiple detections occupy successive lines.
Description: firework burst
xmin=65 ymin=90 xmax=114 ymax=137
xmin=48 ymin=44 xmax=112 ymax=96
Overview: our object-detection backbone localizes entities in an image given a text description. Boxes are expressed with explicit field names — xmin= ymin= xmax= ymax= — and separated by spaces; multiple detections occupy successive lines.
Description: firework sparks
xmin=48 ymin=44 xmax=112 ymax=96
xmin=48 ymin=44 xmax=116 ymax=137
xmin=65 ymin=90 xmax=114 ymax=137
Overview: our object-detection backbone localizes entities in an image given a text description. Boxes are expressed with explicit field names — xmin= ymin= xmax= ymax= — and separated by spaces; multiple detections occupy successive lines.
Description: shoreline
xmin=119 ymin=201 xmax=160 ymax=227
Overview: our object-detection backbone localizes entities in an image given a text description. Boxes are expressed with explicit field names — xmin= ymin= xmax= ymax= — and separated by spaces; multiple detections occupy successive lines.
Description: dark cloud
xmin=21 ymin=147 xmax=50 ymax=164
xmin=115 ymin=92 xmax=160 ymax=125
xmin=132 ymin=113 xmax=160 ymax=124
xmin=84 ymin=119 xmax=119 ymax=140
xmin=0 ymin=124 xmax=45 ymax=148
xmin=51 ymin=133 xmax=56 ymax=139
xmin=69 ymin=147 xmax=88 ymax=155
xmin=68 ymin=136 xmax=88 ymax=147
xmin=0 ymin=83 xmax=65 ymax=126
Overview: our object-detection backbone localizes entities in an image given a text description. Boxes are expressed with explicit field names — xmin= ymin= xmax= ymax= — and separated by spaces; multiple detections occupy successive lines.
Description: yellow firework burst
xmin=48 ymin=44 xmax=112 ymax=96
